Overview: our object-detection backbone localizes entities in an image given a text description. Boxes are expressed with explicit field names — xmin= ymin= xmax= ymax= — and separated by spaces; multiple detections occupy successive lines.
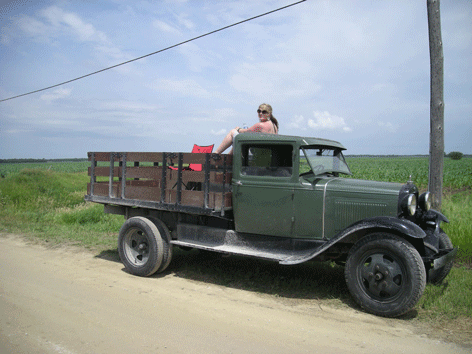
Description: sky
xmin=0 ymin=0 xmax=471 ymax=159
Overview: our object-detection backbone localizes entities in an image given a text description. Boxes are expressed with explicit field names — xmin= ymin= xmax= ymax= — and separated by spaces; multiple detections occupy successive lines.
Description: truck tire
xmin=345 ymin=233 xmax=426 ymax=317
xmin=118 ymin=217 xmax=164 ymax=277
xmin=427 ymin=230 xmax=454 ymax=284
xmin=148 ymin=217 xmax=173 ymax=273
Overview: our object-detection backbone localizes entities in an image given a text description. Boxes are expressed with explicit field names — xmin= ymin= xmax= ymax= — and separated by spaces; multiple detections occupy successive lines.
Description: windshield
xmin=300 ymin=146 xmax=351 ymax=176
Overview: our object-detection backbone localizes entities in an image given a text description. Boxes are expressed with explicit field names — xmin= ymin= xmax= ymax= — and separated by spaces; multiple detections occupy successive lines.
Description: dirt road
xmin=0 ymin=235 xmax=469 ymax=354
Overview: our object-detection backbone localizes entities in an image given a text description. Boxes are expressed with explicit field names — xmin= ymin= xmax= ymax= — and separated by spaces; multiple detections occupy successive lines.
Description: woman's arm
xmin=237 ymin=122 xmax=263 ymax=133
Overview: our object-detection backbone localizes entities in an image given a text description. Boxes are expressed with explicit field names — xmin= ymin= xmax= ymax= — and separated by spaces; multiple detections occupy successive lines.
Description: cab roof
xmin=234 ymin=133 xmax=347 ymax=150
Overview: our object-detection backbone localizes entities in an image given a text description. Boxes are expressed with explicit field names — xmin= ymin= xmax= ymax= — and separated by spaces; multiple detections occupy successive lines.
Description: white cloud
xmin=16 ymin=15 xmax=49 ymax=38
xmin=40 ymin=6 xmax=109 ymax=44
xmin=5 ymin=129 xmax=34 ymax=134
xmin=40 ymin=88 xmax=71 ymax=102
xmin=229 ymin=60 xmax=320 ymax=100
xmin=151 ymin=78 xmax=211 ymax=98
xmin=6 ymin=6 xmax=130 ymax=68
xmin=289 ymin=115 xmax=307 ymax=130
xmin=377 ymin=121 xmax=397 ymax=133
xmin=308 ymin=111 xmax=352 ymax=132
xmin=191 ymin=108 xmax=237 ymax=122
xmin=178 ymin=42 xmax=216 ymax=72
xmin=101 ymin=101 xmax=158 ymax=112
xmin=153 ymin=20 xmax=180 ymax=35
xmin=176 ymin=14 xmax=195 ymax=30
xmin=211 ymin=129 xmax=227 ymax=136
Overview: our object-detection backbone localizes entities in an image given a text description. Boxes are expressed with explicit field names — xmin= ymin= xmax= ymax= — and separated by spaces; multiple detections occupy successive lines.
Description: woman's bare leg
xmin=215 ymin=129 xmax=237 ymax=154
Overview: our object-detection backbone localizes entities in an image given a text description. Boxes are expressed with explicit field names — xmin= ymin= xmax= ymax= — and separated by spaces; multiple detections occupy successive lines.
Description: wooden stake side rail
xmin=85 ymin=152 xmax=233 ymax=216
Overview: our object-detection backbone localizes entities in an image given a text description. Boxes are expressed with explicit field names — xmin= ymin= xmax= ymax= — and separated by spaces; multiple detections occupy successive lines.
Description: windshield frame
xmin=300 ymin=145 xmax=352 ymax=176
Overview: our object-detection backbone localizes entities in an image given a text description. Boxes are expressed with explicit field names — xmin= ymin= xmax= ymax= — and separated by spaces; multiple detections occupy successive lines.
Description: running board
xmin=171 ymin=223 xmax=325 ymax=264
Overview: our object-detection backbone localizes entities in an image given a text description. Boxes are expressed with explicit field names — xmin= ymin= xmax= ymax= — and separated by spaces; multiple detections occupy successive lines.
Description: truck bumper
xmin=433 ymin=247 xmax=457 ymax=269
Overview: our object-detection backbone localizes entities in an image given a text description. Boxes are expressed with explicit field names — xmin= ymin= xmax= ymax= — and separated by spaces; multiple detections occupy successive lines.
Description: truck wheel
xmin=345 ymin=233 xmax=426 ymax=317
xmin=427 ymin=230 xmax=453 ymax=284
xmin=148 ymin=217 xmax=173 ymax=273
xmin=118 ymin=217 xmax=164 ymax=277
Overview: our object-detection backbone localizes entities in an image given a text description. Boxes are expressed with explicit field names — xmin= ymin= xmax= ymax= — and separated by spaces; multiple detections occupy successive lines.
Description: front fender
xmin=280 ymin=216 xmax=425 ymax=265
xmin=343 ymin=216 xmax=427 ymax=240
xmin=423 ymin=209 xmax=449 ymax=224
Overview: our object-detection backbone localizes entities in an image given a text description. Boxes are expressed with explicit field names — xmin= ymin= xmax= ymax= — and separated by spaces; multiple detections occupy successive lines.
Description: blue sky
xmin=1 ymin=0 xmax=471 ymax=158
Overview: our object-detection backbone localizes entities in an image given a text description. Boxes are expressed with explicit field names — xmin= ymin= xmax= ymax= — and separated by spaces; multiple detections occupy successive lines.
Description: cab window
xmin=241 ymin=144 xmax=293 ymax=177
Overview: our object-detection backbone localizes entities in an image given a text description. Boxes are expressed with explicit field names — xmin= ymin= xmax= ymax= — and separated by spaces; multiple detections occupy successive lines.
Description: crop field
xmin=345 ymin=156 xmax=472 ymax=190
xmin=0 ymin=160 xmax=89 ymax=176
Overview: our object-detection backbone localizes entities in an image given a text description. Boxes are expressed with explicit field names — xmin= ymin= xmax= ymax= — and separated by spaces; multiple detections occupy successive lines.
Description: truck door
xmin=232 ymin=143 xmax=295 ymax=237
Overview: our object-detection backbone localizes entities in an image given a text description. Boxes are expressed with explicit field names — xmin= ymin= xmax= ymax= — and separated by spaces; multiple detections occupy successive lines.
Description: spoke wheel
xmin=118 ymin=217 xmax=164 ymax=277
xmin=345 ymin=233 xmax=426 ymax=317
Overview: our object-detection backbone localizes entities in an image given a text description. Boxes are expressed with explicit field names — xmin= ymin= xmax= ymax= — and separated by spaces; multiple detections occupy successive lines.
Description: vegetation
xmin=0 ymin=158 xmax=471 ymax=333
xmin=448 ymin=151 xmax=464 ymax=160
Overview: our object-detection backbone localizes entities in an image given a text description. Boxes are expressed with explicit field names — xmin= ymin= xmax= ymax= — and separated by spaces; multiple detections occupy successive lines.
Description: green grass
xmin=442 ymin=191 xmax=472 ymax=265
xmin=0 ymin=168 xmax=123 ymax=249
xmin=0 ymin=159 xmax=471 ymax=330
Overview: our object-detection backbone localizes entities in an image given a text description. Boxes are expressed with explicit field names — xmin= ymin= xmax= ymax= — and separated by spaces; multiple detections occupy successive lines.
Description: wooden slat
xmin=211 ymin=172 xmax=233 ymax=184
xmin=126 ymin=152 xmax=164 ymax=162
xmin=87 ymin=182 xmax=120 ymax=197
xmin=166 ymin=189 xmax=205 ymax=207
xmin=88 ymin=152 xmax=121 ymax=162
xmin=126 ymin=166 xmax=162 ymax=179
xmin=125 ymin=186 xmax=161 ymax=201
xmin=166 ymin=170 xmax=205 ymax=186
xmin=210 ymin=192 xmax=232 ymax=209
xmin=89 ymin=166 xmax=120 ymax=177
xmin=181 ymin=153 xmax=207 ymax=164
xmin=88 ymin=152 xmax=232 ymax=163
xmin=126 ymin=180 xmax=159 ymax=187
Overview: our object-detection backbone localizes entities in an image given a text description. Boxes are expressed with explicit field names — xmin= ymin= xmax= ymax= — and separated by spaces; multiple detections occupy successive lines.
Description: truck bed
xmin=84 ymin=151 xmax=233 ymax=216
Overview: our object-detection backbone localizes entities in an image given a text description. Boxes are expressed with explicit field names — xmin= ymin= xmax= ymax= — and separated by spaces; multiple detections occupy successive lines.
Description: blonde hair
xmin=259 ymin=103 xmax=279 ymax=131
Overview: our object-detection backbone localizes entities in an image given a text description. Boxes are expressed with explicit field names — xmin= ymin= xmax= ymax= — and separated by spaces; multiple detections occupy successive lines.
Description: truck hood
xmin=318 ymin=177 xmax=404 ymax=196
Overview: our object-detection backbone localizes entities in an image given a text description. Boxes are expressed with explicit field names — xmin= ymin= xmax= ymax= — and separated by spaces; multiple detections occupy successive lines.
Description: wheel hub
xmin=361 ymin=254 xmax=404 ymax=299
xmin=138 ymin=242 xmax=147 ymax=251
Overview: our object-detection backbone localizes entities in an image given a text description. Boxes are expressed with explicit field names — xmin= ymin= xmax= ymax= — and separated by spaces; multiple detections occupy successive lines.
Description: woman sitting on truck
xmin=215 ymin=103 xmax=279 ymax=154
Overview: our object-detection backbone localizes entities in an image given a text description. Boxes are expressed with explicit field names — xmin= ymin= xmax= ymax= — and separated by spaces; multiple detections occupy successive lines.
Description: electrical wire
xmin=0 ymin=0 xmax=306 ymax=103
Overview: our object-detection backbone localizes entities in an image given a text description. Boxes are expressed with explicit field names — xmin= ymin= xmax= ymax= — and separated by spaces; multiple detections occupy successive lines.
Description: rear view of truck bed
xmin=84 ymin=151 xmax=233 ymax=216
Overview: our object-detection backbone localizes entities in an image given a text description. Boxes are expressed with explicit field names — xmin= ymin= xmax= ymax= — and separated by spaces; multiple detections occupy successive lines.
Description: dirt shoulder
xmin=0 ymin=234 xmax=470 ymax=354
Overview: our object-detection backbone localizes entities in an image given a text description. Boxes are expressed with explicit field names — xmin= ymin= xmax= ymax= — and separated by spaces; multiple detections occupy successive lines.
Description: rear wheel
xmin=148 ymin=217 xmax=173 ymax=273
xmin=345 ymin=233 xmax=426 ymax=317
xmin=118 ymin=217 xmax=164 ymax=277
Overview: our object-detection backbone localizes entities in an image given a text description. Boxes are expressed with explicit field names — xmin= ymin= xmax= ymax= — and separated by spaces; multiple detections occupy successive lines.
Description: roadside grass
xmin=0 ymin=161 xmax=471 ymax=334
xmin=0 ymin=169 xmax=123 ymax=249
xmin=441 ymin=191 xmax=472 ymax=265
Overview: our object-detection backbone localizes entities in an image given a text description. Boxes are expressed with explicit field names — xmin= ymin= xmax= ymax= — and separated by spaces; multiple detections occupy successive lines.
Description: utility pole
xmin=427 ymin=0 xmax=444 ymax=210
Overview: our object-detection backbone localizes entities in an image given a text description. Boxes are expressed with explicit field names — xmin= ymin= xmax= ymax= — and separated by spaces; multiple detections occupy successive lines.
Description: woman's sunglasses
xmin=257 ymin=110 xmax=269 ymax=114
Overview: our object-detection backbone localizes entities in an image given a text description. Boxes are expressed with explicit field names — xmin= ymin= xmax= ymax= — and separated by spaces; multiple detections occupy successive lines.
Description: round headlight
xmin=407 ymin=194 xmax=417 ymax=216
xmin=419 ymin=192 xmax=432 ymax=211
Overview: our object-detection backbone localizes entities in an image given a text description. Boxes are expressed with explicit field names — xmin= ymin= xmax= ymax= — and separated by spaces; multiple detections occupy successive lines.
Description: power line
xmin=0 ymin=0 xmax=306 ymax=103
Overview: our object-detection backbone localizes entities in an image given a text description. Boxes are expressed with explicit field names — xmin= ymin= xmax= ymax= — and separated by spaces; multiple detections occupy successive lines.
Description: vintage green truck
xmin=85 ymin=133 xmax=456 ymax=317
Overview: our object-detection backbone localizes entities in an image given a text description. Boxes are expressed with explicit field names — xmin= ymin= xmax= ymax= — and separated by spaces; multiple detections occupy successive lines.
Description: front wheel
xmin=118 ymin=217 xmax=165 ymax=277
xmin=345 ymin=233 xmax=426 ymax=317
